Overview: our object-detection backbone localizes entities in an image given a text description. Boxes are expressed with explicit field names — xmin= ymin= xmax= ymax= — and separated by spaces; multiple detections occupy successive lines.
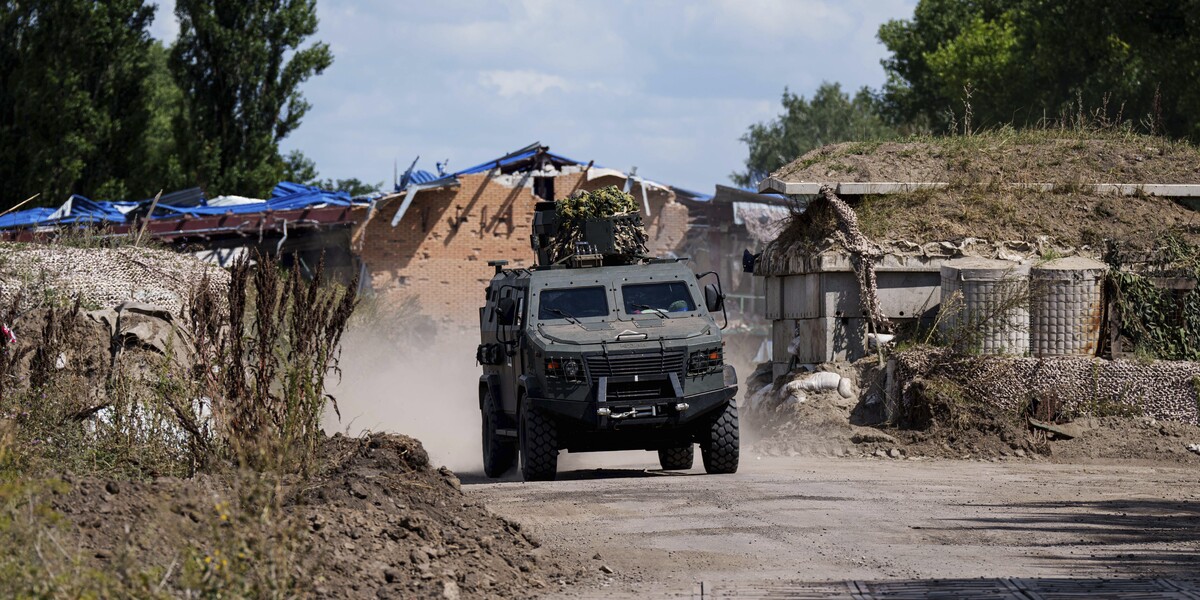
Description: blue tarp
xmin=0 ymin=182 xmax=364 ymax=230
xmin=52 ymin=196 xmax=137 ymax=224
xmin=0 ymin=207 xmax=55 ymax=229
xmin=452 ymin=145 xmax=586 ymax=176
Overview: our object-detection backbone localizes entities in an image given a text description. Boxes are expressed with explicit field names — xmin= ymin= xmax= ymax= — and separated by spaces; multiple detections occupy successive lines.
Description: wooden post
xmin=134 ymin=189 xmax=163 ymax=247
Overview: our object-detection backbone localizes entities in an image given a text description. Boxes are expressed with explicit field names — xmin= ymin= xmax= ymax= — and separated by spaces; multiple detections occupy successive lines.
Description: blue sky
xmin=150 ymin=0 xmax=917 ymax=192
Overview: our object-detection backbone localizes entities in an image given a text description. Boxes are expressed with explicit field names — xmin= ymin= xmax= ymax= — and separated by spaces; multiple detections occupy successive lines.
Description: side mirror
xmin=495 ymin=297 xmax=517 ymax=326
xmin=704 ymin=283 xmax=724 ymax=313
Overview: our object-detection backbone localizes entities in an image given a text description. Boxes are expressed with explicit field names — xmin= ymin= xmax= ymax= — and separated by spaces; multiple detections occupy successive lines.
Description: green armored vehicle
xmin=476 ymin=189 xmax=739 ymax=481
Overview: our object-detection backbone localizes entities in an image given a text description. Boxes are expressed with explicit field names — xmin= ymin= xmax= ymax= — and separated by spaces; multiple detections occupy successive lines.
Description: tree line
xmin=735 ymin=0 xmax=1200 ymax=186
xmin=0 ymin=0 xmax=356 ymax=210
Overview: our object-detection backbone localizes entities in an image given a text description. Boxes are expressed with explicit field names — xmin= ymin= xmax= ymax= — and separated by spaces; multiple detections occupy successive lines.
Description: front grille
xmin=586 ymin=351 xmax=685 ymax=378
xmin=606 ymin=382 xmax=666 ymax=400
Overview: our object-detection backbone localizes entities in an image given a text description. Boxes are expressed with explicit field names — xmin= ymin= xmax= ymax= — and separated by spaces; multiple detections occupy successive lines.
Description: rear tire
xmin=519 ymin=398 xmax=558 ymax=481
xmin=701 ymin=400 xmax=739 ymax=474
xmin=481 ymin=388 xmax=516 ymax=478
xmin=658 ymin=445 xmax=694 ymax=470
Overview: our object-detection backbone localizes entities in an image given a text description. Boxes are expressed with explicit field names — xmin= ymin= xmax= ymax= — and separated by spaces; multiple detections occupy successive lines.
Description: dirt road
xmin=464 ymin=454 xmax=1200 ymax=598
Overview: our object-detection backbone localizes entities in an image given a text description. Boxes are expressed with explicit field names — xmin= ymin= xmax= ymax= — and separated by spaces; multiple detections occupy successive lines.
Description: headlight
xmin=687 ymin=347 xmax=723 ymax=376
xmin=545 ymin=357 xmax=584 ymax=382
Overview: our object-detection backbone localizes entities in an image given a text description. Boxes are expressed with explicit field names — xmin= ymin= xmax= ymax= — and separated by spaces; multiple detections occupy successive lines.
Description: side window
xmin=496 ymin=285 xmax=527 ymax=327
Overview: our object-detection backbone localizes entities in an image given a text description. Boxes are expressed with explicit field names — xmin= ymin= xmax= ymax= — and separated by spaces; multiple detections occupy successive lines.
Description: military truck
xmin=476 ymin=193 xmax=739 ymax=481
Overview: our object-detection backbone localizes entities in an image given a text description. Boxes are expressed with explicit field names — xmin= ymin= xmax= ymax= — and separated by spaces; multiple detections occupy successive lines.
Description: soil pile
xmin=47 ymin=433 xmax=583 ymax=599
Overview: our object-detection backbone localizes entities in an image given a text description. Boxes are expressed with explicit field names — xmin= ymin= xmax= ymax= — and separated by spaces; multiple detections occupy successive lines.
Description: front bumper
xmin=529 ymin=384 xmax=737 ymax=431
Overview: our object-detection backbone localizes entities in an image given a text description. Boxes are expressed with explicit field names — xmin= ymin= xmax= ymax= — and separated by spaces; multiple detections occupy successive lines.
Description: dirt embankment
xmin=48 ymin=433 xmax=585 ymax=599
xmin=774 ymin=134 xmax=1200 ymax=185
xmin=768 ymin=133 xmax=1200 ymax=251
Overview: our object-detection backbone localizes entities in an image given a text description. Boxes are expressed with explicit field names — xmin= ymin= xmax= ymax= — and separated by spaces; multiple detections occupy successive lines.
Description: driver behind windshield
xmin=623 ymin=282 xmax=696 ymax=315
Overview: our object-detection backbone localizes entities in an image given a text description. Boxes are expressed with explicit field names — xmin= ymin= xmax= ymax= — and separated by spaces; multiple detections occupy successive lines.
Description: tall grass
xmin=0 ymin=249 xmax=358 ymax=477
xmin=0 ymin=247 xmax=355 ymax=597
xmin=191 ymin=254 xmax=359 ymax=472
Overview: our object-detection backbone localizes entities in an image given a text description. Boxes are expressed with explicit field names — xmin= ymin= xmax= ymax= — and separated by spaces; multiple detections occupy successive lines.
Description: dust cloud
xmin=325 ymin=331 xmax=483 ymax=473
xmin=326 ymin=327 xmax=755 ymax=475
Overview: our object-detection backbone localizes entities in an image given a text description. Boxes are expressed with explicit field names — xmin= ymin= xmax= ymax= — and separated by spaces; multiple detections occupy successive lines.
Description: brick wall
xmin=356 ymin=170 xmax=690 ymax=327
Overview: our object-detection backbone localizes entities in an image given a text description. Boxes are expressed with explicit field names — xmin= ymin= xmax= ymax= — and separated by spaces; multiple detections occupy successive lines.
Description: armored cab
xmin=477 ymin=187 xmax=739 ymax=481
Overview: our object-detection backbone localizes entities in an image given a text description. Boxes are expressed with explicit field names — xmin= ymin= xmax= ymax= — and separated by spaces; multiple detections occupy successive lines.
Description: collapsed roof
xmin=0 ymin=182 xmax=363 ymax=233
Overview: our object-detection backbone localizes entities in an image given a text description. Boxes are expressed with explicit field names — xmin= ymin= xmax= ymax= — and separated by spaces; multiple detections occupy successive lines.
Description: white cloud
xmin=222 ymin=0 xmax=920 ymax=191
xmin=477 ymin=70 xmax=574 ymax=98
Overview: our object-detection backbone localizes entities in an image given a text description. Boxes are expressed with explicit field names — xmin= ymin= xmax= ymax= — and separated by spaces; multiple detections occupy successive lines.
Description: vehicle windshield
xmin=538 ymin=286 xmax=610 ymax=320
xmin=622 ymin=281 xmax=696 ymax=316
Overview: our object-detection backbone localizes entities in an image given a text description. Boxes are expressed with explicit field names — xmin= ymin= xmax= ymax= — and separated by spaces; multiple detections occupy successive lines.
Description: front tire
xmin=519 ymin=399 xmax=558 ymax=481
xmin=481 ymin=388 xmax=516 ymax=478
xmin=701 ymin=400 xmax=739 ymax=474
xmin=658 ymin=445 xmax=694 ymax=470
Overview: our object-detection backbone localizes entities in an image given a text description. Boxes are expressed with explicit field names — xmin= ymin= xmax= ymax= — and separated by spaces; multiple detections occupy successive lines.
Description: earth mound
xmin=47 ymin=433 xmax=583 ymax=599
xmin=766 ymin=133 xmax=1200 ymax=251
xmin=773 ymin=133 xmax=1200 ymax=186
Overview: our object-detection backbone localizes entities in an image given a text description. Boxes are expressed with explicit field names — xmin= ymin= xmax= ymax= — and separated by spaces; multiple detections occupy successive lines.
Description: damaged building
xmin=0 ymin=143 xmax=791 ymax=353
xmin=351 ymin=143 xmax=694 ymax=325
xmin=0 ymin=183 xmax=367 ymax=283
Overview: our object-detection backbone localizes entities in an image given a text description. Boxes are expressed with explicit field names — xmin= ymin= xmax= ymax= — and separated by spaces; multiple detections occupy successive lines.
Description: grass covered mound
xmin=772 ymin=129 xmax=1200 ymax=186
xmin=769 ymin=131 xmax=1200 ymax=252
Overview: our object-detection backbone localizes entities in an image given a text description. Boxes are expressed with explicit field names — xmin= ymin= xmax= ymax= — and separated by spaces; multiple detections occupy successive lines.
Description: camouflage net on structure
xmin=820 ymin=185 xmax=892 ymax=334
xmin=547 ymin=186 xmax=648 ymax=264
xmin=0 ymin=243 xmax=229 ymax=320
xmin=894 ymin=347 xmax=1200 ymax=425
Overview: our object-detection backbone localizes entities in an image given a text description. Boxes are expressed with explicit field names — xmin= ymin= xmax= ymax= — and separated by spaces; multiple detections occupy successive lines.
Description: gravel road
xmin=463 ymin=454 xmax=1200 ymax=598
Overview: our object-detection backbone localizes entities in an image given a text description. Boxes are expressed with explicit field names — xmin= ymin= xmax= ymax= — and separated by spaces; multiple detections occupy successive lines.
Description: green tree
xmin=171 ymin=0 xmax=333 ymax=198
xmin=128 ymin=41 xmax=188 ymax=196
xmin=0 ymin=0 xmax=158 ymax=208
xmin=282 ymin=150 xmax=319 ymax=185
xmin=282 ymin=150 xmax=381 ymax=196
xmin=879 ymin=0 xmax=1200 ymax=138
xmin=315 ymin=178 xmax=382 ymax=197
xmin=733 ymin=82 xmax=897 ymax=187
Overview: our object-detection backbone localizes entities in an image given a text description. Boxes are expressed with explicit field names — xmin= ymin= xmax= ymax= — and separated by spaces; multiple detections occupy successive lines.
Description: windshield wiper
xmin=632 ymin=304 xmax=669 ymax=319
xmin=547 ymin=307 xmax=582 ymax=325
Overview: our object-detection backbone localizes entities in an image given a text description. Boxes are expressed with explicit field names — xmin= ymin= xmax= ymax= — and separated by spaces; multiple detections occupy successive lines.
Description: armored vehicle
xmin=476 ymin=195 xmax=739 ymax=481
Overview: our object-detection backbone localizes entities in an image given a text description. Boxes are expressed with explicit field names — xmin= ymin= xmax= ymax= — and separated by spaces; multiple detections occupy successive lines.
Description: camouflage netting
xmin=0 ymin=243 xmax=229 ymax=320
xmin=894 ymin=348 xmax=1200 ymax=425
xmin=547 ymin=186 xmax=648 ymax=264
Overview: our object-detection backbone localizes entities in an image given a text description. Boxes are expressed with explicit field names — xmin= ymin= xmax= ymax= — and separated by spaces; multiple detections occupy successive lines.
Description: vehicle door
xmin=496 ymin=284 xmax=528 ymax=414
